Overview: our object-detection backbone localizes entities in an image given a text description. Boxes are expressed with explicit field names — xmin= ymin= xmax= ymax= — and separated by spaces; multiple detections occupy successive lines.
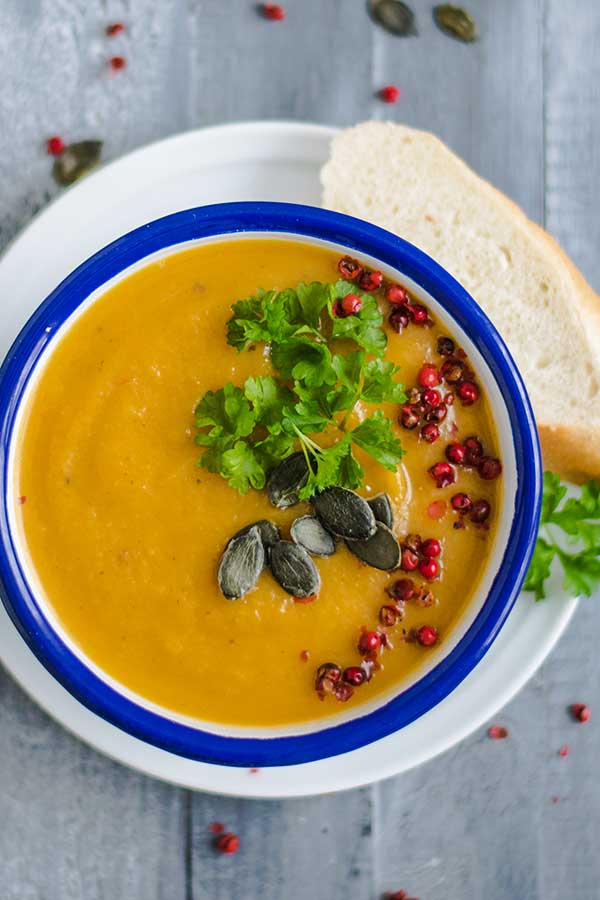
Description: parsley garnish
xmin=524 ymin=472 xmax=600 ymax=599
xmin=195 ymin=280 xmax=405 ymax=495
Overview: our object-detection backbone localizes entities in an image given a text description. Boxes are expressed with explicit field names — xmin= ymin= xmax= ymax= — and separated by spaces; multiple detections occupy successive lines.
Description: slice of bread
xmin=321 ymin=122 xmax=600 ymax=483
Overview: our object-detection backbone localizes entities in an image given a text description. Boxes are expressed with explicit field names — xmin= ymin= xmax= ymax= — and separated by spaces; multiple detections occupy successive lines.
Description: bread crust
xmin=322 ymin=122 xmax=600 ymax=482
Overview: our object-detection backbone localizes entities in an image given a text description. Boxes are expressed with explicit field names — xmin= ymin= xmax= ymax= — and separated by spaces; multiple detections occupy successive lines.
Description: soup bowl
xmin=0 ymin=202 xmax=541 ymax=767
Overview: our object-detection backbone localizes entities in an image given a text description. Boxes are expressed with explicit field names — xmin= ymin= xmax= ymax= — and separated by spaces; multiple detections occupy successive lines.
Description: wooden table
xmin=1 ymin=2 xmax=598 ymax=897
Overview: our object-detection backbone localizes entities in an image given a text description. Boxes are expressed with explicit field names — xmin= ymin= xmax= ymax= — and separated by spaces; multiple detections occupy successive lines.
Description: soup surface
xmin=16 ymin=239 xmax=500 ymax=726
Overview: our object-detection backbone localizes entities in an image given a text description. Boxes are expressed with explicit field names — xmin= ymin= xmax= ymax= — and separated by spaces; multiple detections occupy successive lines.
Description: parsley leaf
xmin=524 ymin=472 xmax=600 ymax=600
xmin=220 ymin=441 xmax=266 ymax=494
xmin=351 ymin=411 xmax=405 ymax=470
xmin=330 ymin=290 xmax=387 ymax=356
xmin=195 ymin=384 xmax=256 ymax=444
xmin=243 ymin=376 xmax=293 ymax=432
xmin=298 ymin=435 xmax=364 ymax=500
xmin=270 ymin=339 xmax=336 ymax=388
xmin=523 ymin=538 xmax=556 ymax=601
xmin=360 ymin=358 xmax=407 ymax=404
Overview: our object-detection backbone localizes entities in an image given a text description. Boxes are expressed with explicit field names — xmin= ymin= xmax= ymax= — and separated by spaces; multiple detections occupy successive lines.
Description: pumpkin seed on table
xmin=347 ymin=522 xmax=401 ymax=571
xmin=433 ymin=4 xmax=477 ymax=42
xmin=269 ymin=541 xmax=321 ymax=598
xmin=52 ymin=140 xmax=103 ymax=186
xmin=218 ymin=525 xmax=265 ymax=600
xmin=313 ymin=487 xmax=377 ymax=541
xmin=367 ymin=492 xmax=394 ymax=529
xmin=290 ymin=516 xmax=336 ymax=558
xmin=267 ymin=452 xmax=309 ymax=509
xmin=368 ymin=0 xmax=417 ymax=36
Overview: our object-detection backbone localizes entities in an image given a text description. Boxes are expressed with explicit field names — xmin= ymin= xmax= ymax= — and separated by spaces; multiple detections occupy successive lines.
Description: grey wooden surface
xmin=0 ymin=1 xmax=599 ymax=897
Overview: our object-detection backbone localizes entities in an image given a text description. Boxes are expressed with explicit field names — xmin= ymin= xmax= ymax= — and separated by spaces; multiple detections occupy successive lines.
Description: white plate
xmin=0 ymin=121 xmax=577 ymax=797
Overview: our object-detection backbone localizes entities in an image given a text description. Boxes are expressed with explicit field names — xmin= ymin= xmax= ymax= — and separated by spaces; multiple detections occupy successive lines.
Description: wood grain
xmin=0 ymin=0 xmax=599 ymax=898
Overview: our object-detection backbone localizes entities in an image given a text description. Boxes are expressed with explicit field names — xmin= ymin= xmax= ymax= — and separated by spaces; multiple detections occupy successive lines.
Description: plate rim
xmin=0 ymin=119 xmax=577 ymax=796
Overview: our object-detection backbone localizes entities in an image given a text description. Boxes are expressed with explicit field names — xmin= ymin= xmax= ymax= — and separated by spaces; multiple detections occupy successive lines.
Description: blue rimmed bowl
xmin=0 ymin=202 xmax=542 ymax=768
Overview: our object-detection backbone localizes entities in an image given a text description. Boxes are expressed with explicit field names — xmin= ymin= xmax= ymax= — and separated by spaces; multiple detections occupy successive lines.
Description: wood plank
xmin=0 ymin=0 xmax=189 ymax=247
xmin=540 ymin=3 xmax=600 ymax=898
xmin=190 ymin=787 xmax=374 ymax=900
xmin=0 ymin=670 xmax=188 ymax=900
xmin=371 ymin=0 xmax=545 ymax=219
xmin=186 ymin=0 xmax=374 ymax=127
xmin=373 ymin=1 xmax=547 ymax=897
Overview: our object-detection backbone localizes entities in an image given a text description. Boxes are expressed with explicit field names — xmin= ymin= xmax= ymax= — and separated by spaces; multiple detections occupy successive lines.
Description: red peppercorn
xmin=437 ymin=336 xmax=455 ymax=356
xmin=379 ymin=84 xmax=401 ymax=103
xmin=408 ymin=304 xmax=429 ymax=325
xmin=358 ymin=630 xmax=381 ymax=655
xmin=358 ymin=270 xmax=383 ymax=291
xmin=387 ymin=578 xmax=415 ymax=602
xmin=385 ymin=284 xmax=409 ymax=305
xmin=463 ymin=436 xmax=484 ymax=466
xmin=400 ymin=548 xmax=419 ymax=571
xmin=470 ymin=499 xmax=491 ymax=523
xmin=445 ymin=442 xmax=466 ymax=465
xmin=389 ymin=306 xmax=410 ymax=333
xmin=451 ymin=492 xmax=472 ymax=513
xmin=46 ymin=135 xmax=65 ymax=156
xmin=299 ymin=649 xmax=310 ymax=662
xmin=488 ymin=725 xmax=509 ymax=740
xmin=341 ymin=293 xmax=363 ymax=316
xmin=571 ymin=703 xmax=591 ymax=723
xmin=416 ymin=625 xmax=438 ymax=646
xmin=457 ymin=381 xmax=479 ymax=406
xmin=262 ymin=3 xmax=286 ymax=19
xmin=380 ymin=604 xmax=400 ymax=626
xmin=440 ymin=358 xmax=465 ymax=384
xmin=215 ymin=832 xmax=240 ymax=854
xmin=209 ymin=821 xmax=225 ymax=834
xmin=559 ymin=744 xmax=570 ymax=758
xmin=420 ymin=423 xmax=440 ymax=444
xmin=444 ymin=392 xmax=454 ymax=406
xmin=425 ymin=403 xmax=447 ymax=424
xmin=418 ymin=558 xmax=439 ymax=580
xmin=421 ymin=538 xmax=441 ymax=558
xmin=108 ymin=55 xmax=127 ymax=71
xmin=106 ymin=22 xmax=125 ymax=36
xmin=334 ymin=682 xmax=354 ymax=701
xmin=337 ymin=256 xmax=362 ymax=280
xmin=428 ymin=461 xmax=455 ymax=489
xmin=399 ymin=404 xmax=421 ymax=430
xmin=422 ymin=388 xmax=441 ymax=408
xmin=478 ymin=457 xmax=502 ymax=480
xmin=343 ymin=666 xmax=366 ymax=687
xmin=417 ymin=364 xmax=440 ymax=388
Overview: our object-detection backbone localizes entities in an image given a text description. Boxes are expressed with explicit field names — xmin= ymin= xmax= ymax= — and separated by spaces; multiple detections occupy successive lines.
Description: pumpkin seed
xmin=290 ymin=516 xmax=336 ymax=558
xmin=52 ymin=140 xmax=103 ymax=186
xmin=347 ymin=522 xmax=401 ymax=570
xmin=269 ymin=541 xmax=321 ymax=598
xmin=313 ymin=487 xmax=376 ymax=541
xmin=369 ymin=0 xmax=417 ymax=36
xmin=367 ymin=492 xmax=394 ymax=529
xmin=267 ymin=452 xmax=309 ymax=508
xmin=233 ymin=519 xmax=281 ymax=555
xmin=217 ymin=526 xmax=265 ymax=599
xmin=433 ymin=4 xmax=477 ymax=42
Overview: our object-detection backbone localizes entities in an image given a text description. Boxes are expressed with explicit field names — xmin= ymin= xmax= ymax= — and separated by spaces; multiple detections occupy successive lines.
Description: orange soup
xmin=15 ymin=240 xmax=501 ymax=726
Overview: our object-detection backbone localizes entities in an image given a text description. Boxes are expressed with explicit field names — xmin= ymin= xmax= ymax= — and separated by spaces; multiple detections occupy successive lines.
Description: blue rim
xmin=0 ymin=202 xmax=542 ymax=767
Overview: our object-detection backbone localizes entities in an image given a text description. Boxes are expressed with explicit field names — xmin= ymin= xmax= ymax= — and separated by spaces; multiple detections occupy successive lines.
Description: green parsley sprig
xmin=194 ymin=280 xmax=406 ymax=496
xmin=524 ymin=472 xmax=600 ymax=599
